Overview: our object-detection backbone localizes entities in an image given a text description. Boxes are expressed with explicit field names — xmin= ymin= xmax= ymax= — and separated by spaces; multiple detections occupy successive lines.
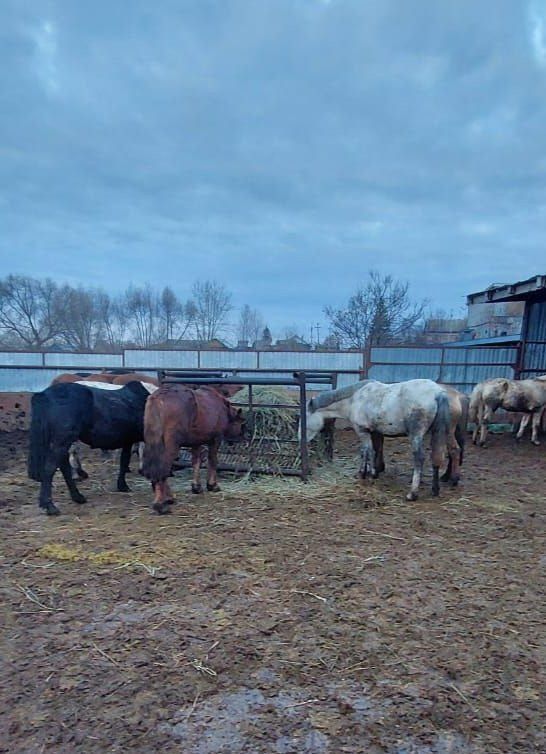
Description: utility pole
xmin=315 ymin=323 xmax=321 ymax=346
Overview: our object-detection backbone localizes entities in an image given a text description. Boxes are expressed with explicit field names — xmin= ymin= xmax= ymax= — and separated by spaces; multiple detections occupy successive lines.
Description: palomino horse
xmin=28 ymin=381 xmax=156 ymax=515
xmin=300 ymin=379 xmax=458 ymax=501
xmin=439 ymin=385 xmax=469 ymax=483
xmin=141 ymin=384 xmax=246 ymax=514
xmin=469 ymin=376 xmax=546 ymax=446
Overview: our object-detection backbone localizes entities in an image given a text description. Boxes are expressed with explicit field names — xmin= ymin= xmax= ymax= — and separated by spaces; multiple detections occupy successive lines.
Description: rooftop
xmin=467 ymin=274 xmax=546 ymax=305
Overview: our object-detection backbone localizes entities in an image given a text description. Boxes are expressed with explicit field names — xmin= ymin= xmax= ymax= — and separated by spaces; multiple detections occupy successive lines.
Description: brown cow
xmin=141 ymin=384 xmax=246 ymax=514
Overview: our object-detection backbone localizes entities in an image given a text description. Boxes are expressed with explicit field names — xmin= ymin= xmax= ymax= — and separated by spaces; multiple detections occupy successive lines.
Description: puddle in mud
xmin=161 ymin=681 xmax=473 ymax=754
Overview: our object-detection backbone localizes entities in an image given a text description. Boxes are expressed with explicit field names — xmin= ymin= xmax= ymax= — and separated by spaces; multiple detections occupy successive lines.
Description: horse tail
xmin=457 ymin=395 xmax=470 ymax=465
xmin=27 ymin=392 xmax=51 ymax=481
xmin=141 ymin=396 xmax=171 ymax=482
xmin=431 ymin=390 xmax=451 ymax=461
xmin=468 ymin=384 xmax=482 ymax=424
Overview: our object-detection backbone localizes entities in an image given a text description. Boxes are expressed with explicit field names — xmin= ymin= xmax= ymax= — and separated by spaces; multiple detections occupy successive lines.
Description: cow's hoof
xmin=41 ymin=502 xmax=61 ymax=516
xmin=71 ymin=493 xmax=87 ymax=504
xmin=206 ymin=483 xmax=221 ymax=492
xmin=117 ymin=483 xmax=130 ymax=493
xmin=191 ymin=483 xmax=203 ymax=494
xmin=406 ymin=491 xmax=418 ymax=502
xmin=532 ymin=440 xmax=541 ymax=446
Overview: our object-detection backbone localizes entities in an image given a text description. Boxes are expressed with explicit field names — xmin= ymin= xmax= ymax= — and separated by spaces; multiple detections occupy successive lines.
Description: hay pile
xmin=235 ymin=386 xmax=299 ymax=440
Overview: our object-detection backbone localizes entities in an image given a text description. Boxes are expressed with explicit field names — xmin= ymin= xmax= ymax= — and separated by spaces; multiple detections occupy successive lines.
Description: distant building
xmin=463 ymin=298 xmax=524 ymax=340
xmin=274 ymin=335 xmax=312 ymax=351
xmin=467 ymin=274 xmax=546 ymax=377
xmin=150 ymin=338 xmax=229 ymax=350
xmin=422 ymin=317 xmax=466 ymax=344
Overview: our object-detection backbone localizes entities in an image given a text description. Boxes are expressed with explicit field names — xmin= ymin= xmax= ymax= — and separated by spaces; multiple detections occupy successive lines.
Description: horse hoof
xmin=78 ymin=470 xmax=89 ymax=480
xmin=532 ymin=440 xmax=541 ymax=446
xmin=191 ymin=484 xmax=203 ymax=494
xmin=41 ymin=502 xmax=61 ymax=516
xmin=152 ymin=502 xmax=171 ymax=515
xmin=206 ymin=483 xmax=221 ymax=492
xmin=117 ymin=484 xmax=131 ymax=493
xmin=406 ymin=492 xmax=418 ymax=502
xmin=72 ymin=494 xmax=87 ymax=505
xmin=440 ymin=474 xmax=450 ymax=483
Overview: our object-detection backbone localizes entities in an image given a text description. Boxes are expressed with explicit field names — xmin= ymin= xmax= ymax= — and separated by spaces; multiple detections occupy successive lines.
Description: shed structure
xmin=467 ymin=274 xmax=546 ymax=378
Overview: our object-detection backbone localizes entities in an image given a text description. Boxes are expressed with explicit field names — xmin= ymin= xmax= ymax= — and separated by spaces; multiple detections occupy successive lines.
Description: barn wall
xmin=521 ymin=301 xmax=546 ymax=378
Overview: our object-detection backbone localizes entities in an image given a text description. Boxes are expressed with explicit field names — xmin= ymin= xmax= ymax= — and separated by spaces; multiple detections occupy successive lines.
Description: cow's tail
xmin=141 ymin=396 xmax=171 ymax=482
xmin=27 ymin=393 xmax=51 ymax=481
xmin=431 ymin=390 xmax=451 ymax=461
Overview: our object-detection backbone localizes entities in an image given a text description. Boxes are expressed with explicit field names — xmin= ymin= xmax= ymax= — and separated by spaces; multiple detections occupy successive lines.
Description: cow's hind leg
xmin=60 ymin=456 xmax=87 ymax=504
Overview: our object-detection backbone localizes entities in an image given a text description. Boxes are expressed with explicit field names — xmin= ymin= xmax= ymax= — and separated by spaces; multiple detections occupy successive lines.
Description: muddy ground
xmin=0 ymin=429 xmax=544 ymax=754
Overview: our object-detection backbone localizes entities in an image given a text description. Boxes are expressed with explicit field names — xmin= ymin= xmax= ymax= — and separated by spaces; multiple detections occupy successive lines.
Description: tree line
xmin=0 ymin=272 xmax=431 ymax=350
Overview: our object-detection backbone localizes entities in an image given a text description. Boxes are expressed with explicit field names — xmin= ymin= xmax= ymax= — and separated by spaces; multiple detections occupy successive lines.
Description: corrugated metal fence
xmin=368 ymin=346 xmax=518 ymax=392
xmin=0 ymin=344 xmax=528 ymax=394
xmin=0 ymin=349 xmax=365 ymax=392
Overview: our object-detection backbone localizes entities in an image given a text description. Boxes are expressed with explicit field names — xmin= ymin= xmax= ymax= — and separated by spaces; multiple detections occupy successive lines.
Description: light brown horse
xmin=141 ymin=384 xmax=246 ymax=514
xmin=51 ymin=372 xmax=114 ymax=385
xmin=439 ymin=385 xmax=469 ymax=483
xmin=111 ymin=373 xmax=159 ymax=387
xmin=470 ymin=376 xmax=546 ymax=446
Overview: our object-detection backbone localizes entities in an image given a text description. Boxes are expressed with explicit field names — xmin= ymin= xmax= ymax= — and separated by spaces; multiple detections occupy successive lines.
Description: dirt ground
xmin=0 ymin=428 xmax=544 ymax=754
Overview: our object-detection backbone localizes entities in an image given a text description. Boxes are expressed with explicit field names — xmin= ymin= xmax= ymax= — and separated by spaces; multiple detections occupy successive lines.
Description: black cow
xmin=28 ymin=381 xmax=151 ymax=515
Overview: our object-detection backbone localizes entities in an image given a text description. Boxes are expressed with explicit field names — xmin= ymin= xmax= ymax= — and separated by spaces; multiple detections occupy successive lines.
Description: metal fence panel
xmin=200 ymin=351 xmax=258 ymax=369
xmin=124 ymin=350 xmax=198 ymax=369
xmin=259 ymin=351 xmax=363 ymax=370
xmin=0 ymin=352 xmax=42 ymax=366
xmin=44 ymin=353 xmax=123 ymax=367
xmin=369 ymin=364 xmax=440 ymax=382
xmin=370 ymin=347 xmax=443 ymax=364
xmin=443 ymin=347 xmax=518 ymax=365
xmin=0 ymin=369 xmax=70 ymax=392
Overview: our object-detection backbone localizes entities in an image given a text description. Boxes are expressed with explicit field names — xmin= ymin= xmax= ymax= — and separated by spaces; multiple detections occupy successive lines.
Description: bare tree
xmin=237 ymin=304 xmax=264 ymax=345
xmin=158 ymin=287 xmax=197 ymax=343
xmin=192 ymin=280 xmax=232 ymax=342
xmin=58 ymin=286 xmax=106 ymax=350
xmin=0 ymin=275 xmax=67 ymax=348
xmin=97 ymin=293 xmax=129 ymax=349
xmin=324 ymin=271 xmax=427 ymax=348
xmin=124 ymin=285 xmax=160 ymax=347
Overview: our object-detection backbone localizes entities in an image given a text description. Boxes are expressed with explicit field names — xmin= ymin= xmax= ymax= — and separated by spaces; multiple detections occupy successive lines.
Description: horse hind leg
xmin=60 ymin=456 xmax=87 ymax=504
xmin=191 ymin=446 xmax=203 ymax=494
xmin=407 ymin=434 xmax=424 ymax=501
xmin=531 ymin=411 xmax=542 ymax=445
xmin=116 ymin=444 xmax=132 ymax=492
xmin=69 ymin=443 xmax=88 ymax=481
xmin=206 ymin=440 xmax=221 ymax=492
xmin=38 ymin=454 xmax=62 ymax=516
xmin=515 ymin=414 xmax=530 ymax=442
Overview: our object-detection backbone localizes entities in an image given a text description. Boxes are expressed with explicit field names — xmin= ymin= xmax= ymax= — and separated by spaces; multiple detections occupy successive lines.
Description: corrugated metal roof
xmin=446 ymin=335 xmax=520 ymax=347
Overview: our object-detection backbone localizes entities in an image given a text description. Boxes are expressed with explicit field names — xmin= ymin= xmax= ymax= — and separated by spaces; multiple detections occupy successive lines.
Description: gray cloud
xmin=1 ymin=0 xmax=546 ymax=332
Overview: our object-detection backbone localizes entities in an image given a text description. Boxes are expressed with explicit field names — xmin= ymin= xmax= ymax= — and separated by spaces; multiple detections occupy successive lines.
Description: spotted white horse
xmin=300 ymin=379 xmax=458 ymax=501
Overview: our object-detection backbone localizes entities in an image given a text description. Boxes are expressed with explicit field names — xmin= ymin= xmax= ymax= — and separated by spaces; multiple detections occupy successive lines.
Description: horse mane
xmin=310 ymin=380 xmax=370 ymax=411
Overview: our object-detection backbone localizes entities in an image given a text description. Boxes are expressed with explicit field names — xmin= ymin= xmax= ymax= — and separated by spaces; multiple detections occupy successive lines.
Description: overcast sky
xmin=1 ymin=0 xmax=546 ymax=336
